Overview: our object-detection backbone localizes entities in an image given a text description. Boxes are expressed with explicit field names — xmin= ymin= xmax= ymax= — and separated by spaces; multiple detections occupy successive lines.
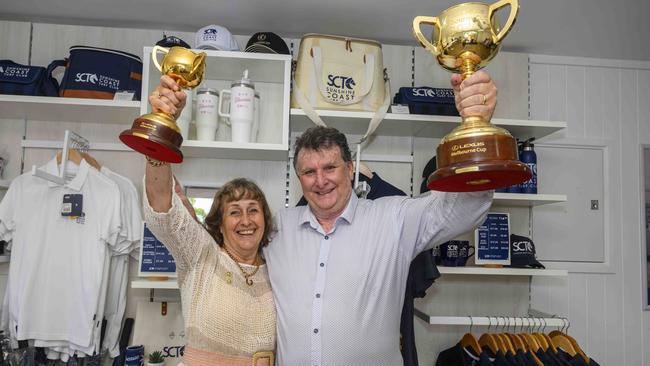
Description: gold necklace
xmin=223 ymin=246 xmax=261 ymax=286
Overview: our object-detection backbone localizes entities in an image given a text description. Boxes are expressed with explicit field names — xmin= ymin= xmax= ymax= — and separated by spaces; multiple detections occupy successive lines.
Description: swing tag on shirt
xmin=61 ymin=194 xmax=83 ymax=217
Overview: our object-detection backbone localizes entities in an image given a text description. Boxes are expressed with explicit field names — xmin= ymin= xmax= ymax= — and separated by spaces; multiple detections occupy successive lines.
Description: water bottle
xmin=519 ymin=138 xmax=537 ymax=194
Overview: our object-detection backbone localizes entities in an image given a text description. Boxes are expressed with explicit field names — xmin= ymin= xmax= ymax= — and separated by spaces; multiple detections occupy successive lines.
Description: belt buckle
xmin=252 ymin=351 xmax=274 ymax=366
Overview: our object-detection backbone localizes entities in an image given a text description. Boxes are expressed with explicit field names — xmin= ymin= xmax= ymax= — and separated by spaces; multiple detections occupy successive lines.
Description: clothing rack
xmin=31 ymin=130 xmax=89 ymax=185
xmin=414 ymin=309 xmax=567 ymax=328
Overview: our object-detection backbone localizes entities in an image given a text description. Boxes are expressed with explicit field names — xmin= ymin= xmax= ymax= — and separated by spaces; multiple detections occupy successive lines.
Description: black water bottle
xmin=519 ymin=138 xmax=537 ymax=194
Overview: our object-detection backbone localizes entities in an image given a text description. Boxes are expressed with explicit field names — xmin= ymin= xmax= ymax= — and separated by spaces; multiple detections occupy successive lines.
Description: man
xmin=152 ymin=70 xmax=497 ymax=365
xmin=265 ymin=71 xmax=496 ymax=365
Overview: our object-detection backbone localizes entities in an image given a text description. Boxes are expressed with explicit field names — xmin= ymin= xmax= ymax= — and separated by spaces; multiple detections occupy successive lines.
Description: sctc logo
xmin=75 ymin=73 xmax=98 ymax=84
xmin=161 ymin=345 xmax=185 ymax=358
xmin=327 ymin=75 xmax=356 ymax=89
xmin=512 ymin=241 xmax=533 ymax=253
xmin=204 ymin=29 xmax=218 ymax=35
xmin=412 ymin=88 xmax=435 ymax=98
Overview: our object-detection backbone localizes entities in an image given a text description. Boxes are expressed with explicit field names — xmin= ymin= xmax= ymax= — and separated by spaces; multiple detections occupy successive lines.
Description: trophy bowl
xmin=119 ymin=46 xmax=206 ymax=163
xmin=413 ymin=0 xmax=531 ymax=192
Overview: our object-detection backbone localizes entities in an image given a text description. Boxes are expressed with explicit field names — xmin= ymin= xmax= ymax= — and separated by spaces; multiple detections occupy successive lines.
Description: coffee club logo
xmin=0 ymin=66 xmax=31 ymax=77
xmin=325 ymin=74 xmax=356 ymax=102
xmin=203 ymin=28 xmax=219 ymax=41
xmin=74 ymin=72 xmax=121 ymax=90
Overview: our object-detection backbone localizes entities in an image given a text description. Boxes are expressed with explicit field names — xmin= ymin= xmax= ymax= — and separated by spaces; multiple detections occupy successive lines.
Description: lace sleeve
xmin=142 ymin=177 xmax=216 ymax=274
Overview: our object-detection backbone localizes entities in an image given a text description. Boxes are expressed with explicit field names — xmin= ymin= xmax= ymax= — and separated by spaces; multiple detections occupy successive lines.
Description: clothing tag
xmin=61 ymin=194 xmax=83 ymax=217
xmin=113 ymin=90 xmax=136 ymax=101
xmin=390 ymin=104 xmax=410 ymax=114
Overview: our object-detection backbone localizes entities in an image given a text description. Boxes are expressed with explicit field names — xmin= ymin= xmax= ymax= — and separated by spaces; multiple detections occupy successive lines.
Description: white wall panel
xmin=0 ymin=21 xmax=30 ymax=64
xmin=530 ymin=54 xmax=650 ymax=365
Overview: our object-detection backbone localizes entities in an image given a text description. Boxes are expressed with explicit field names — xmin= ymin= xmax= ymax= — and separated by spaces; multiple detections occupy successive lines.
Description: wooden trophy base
xmin=427 ymin=121 xmax=532 ymax=192
xmin=119 ymin=112 xmax=184 ymax=163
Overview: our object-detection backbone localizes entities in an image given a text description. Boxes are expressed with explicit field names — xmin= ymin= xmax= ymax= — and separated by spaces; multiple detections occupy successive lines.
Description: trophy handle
xmin=412 ymin=16 xmax=442 ymax=56
xmin=151 ymin=45 xmax=170 ymax=73
xmin=489 ymin=0 xmax=519 ymax=44
xmin=191 ymin=52 xmax=207 ymax=78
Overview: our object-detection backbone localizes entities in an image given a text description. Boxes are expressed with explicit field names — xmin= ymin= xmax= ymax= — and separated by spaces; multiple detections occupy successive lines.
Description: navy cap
xmin=245 ymin=32 xmax=290 ymax=55
xmin=420 ymin=156 xmax=437 ymax=194
xmin=508 ymin=234 xmax=545 ymax=269
xmin=155 ymin=34 xmax=191 ymax=49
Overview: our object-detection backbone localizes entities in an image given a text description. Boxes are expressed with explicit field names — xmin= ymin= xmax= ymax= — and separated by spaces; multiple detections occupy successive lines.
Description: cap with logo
xmin=244 ymin=32 xmax=290 ymax=55
xmin=508 ymin=233 xmax=545 ymax=269
xmin=155 ymin=34 xmax=191 ymax=49
xmin=195 ymin=25 xmax=240 ymax=51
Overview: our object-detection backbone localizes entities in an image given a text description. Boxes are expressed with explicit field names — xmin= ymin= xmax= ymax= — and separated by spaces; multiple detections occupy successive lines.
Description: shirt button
xmin=314 ymin=328 xmax=319 ymax=334
xmin=320 ymin=263 xmax=325 ymax=267
xmin=316 ymin=293 xmax=321 ymax=298
xmin=324 ymin=235 xmax=329 ymax=240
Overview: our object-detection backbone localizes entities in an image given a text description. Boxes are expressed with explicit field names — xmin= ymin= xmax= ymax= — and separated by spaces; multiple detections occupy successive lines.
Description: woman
xmin=143 ymin=77 xmax=276 ymax=366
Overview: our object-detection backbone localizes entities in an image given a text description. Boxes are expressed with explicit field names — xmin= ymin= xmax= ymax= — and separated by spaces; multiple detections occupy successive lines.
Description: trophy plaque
xmin=413 ymin=0 xmax=531 ymax=192
xmin=120 ymin=46 xmax=206 ymax=163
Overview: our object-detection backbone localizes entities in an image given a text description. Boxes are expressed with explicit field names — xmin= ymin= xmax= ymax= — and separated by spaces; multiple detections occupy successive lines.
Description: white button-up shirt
xmin=264 ymin=190 xmax=493 ymax=366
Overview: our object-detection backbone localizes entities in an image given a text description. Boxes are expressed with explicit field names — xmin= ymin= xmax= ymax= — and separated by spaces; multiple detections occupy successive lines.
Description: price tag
xmin=390 ymin=104 xmax=410 ymax=114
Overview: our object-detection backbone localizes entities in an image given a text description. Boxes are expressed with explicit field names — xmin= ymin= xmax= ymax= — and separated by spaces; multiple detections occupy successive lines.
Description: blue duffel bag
xmin=57 ymin=45 xmax=143 ymax=100
xmin=393 ymin=86 xmax=459 ymax=116
xmin=0 ymin=59 xmax=64 ymax=97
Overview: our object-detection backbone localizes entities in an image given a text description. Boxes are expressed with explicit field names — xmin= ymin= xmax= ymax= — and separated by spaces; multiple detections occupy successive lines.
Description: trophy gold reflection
xmin=413 ymin=0 xmax=531 ymax=192
xmin=120 ymin=46 xmax=206 ymax=163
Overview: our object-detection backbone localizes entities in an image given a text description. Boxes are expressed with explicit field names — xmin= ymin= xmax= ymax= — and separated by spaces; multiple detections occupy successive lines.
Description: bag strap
xmin=311 ymin=46 xmax=375 ymax=105
xmin=293 ymin=69 xmax=391 ymax=143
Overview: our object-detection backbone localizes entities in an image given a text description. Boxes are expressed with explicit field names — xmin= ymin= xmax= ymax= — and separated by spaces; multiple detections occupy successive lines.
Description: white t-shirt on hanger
xmin=0 ymin=158 xmax=121 ymax=348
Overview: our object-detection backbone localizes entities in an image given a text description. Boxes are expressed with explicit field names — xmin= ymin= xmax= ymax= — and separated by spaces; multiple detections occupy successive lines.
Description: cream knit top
xmin=143 ymin=181 xmax=276 ymax=360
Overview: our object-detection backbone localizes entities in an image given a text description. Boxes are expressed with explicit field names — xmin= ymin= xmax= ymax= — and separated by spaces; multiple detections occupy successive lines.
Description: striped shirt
xmin=264 ymin=190 xmax=493 ymax=366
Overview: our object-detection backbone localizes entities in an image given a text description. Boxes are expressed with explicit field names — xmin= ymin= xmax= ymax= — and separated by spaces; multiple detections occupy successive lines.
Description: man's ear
xmin=346 ymin=161 xmax=354 ymax=180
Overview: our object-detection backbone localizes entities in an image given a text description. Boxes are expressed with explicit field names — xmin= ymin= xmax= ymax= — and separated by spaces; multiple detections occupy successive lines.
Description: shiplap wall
xmin=529 ymin=55 xmax=650 ymax=366
xmin=2 ymin=18 xmax=648 ymax=366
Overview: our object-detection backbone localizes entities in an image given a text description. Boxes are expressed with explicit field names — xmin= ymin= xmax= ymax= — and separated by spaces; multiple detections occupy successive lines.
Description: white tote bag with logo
xmin=292 ymin=33 xmax=391 ymax=142
xmin=132 ymin=301 xmax=186 ymax=365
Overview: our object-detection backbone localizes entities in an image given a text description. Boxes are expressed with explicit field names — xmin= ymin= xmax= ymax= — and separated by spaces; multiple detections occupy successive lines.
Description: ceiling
xmin=1 ymin=0 xmax=649 ymax=62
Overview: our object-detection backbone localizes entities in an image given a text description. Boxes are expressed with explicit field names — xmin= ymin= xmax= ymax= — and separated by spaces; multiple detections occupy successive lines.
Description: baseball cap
xmin=155 ymin=34 xmax=191 ymax=48
xmin=244 ymin=32 xmax=290 ymax=55
xmin=508 ymin=234 xmax=545 ymax=269
xmin=420 ymin=156 xmax=437 ymax=194
xmin=195 ymin=24 xmax=240 ymax=51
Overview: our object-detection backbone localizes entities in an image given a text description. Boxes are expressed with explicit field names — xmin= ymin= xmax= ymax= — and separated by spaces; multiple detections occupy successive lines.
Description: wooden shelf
xmin=21 ymin=139 xmax=289 ymax=161
xmin=492 ymin=193 xmax=567 ymax=207
xmin=290 ymin=109 xmax=566 ymax=140
xmin=131 ymin=279 xmax=178 ymax=289
xmin=437 ymin=266 xmax=567 ymax=276
xmin=0 ymin=95 xmax=140 ymax=123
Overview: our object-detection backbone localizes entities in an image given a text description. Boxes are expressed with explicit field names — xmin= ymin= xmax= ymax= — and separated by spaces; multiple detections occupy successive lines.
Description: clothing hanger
xmin=520 ymin=318 xmax=542 ymax=353
xmin=497 ymin=316 xmax=516 ymax=354
xmin=56 ymin=148 xmax=83 ymax=166
xmin=80 ymin=151 xmax=101 ymax=170
xmin=504 ymin=317 xmax=525 ymax=352
xmin=550 ymin=319 xmax=589 ymax=363
xmin=478 ymin=317 xmax=499 ymax=354
xmin=539 ymin=318 xmax=557 ymax=353
xmin=550 ymin=334 xmax=577 ymax=356
xmin=460 ymin=316 xmax=482 ymax=355
xmin=531 ymin=318 xmax=550 ymax=351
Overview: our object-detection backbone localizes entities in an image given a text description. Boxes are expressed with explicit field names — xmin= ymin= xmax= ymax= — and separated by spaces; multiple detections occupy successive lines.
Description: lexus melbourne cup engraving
xmin=120 ymin=46 xmax=206 ymax=163
xmin=413 ymin=0 xmax=531 ymax=192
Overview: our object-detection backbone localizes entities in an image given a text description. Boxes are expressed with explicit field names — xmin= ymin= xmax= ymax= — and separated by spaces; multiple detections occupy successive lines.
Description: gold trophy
xmin=120 ymin=46 xmax=206 ymax=163
xmin=413 ymin=0 xmax=531 ymax=192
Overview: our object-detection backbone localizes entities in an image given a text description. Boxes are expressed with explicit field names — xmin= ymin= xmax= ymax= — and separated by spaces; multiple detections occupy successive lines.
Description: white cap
xmin=194 ymin=24 xmax=240 ymax=51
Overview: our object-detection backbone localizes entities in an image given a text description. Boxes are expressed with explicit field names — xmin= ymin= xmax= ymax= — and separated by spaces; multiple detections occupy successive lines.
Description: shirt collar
xmin=298 ymin=190 xmax=359 ymax=229
xmin=44 ymin=157 xmax=90 ymax=191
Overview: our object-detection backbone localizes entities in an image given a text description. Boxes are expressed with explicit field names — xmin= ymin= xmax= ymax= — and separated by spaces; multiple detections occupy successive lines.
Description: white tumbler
xmin=219 ymin=70 xmax=255 ymax=143
xmin=195 ymin=88 xmax=219 ymax=141
xmin=250 ymin=92 xmax=260 ymax=142
xmin=176 ymin=89 xmax=192 ymax=140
